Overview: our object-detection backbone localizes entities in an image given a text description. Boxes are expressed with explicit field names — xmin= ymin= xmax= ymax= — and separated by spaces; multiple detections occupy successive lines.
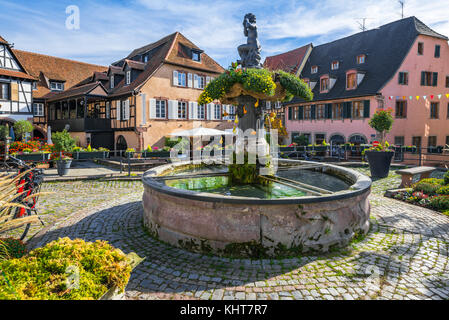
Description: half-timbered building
xmin=0 ymin=35 xmax=35 ymax=129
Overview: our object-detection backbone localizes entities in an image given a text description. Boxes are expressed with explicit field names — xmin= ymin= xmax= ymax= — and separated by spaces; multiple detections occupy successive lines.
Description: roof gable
xmin=13 ymin=49 xmax=107 ymax=99
xmin=264 ymin=44 xmax=312 ymax=74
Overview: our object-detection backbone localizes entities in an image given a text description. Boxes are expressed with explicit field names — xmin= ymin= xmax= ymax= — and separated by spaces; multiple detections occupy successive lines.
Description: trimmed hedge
xmin=429 ymin=196 xmax=449 ymax=212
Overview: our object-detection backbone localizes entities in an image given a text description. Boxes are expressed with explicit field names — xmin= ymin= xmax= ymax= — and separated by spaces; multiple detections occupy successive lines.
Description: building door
xmin=116 ymin=135 xmax=127 ymax=151
xmin=91 ymin=132 xmax=114 ymax=150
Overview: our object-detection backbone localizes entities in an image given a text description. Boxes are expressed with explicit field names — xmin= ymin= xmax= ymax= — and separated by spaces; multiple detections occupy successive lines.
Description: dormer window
xmin=346 ymin=72 xmax=357 ymax=90
xmin=143 ymin=55 xmax=149 ymax=63
xmin=126 ymin=71 xmax=131 ymax=85
xmin=192 ymin=50 xmax=201 ymax=62
xmin=32 ymin=82 xmax=37 ymax=90
xmin=50 ymin=81 xmax=64 ymax=91
xmin=356 ymin=55 xmax=366 ymax=64
xmin=110 ymin=75 xmax=114 ymax=89
xmin=331 ymin=61 xmax=339 ymax=70
xmin=320 ymin=76 xmax=329 ymax=92
xmin=311 ymin=66 xmax=318 ymax=74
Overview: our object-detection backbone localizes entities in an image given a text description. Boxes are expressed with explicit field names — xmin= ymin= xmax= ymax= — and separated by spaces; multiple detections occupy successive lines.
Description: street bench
xmin=396 ymin=166 xmax=436 ymax=188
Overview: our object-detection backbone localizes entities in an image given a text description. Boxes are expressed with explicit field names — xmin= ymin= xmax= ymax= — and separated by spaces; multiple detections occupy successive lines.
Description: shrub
xmin=0 ymin=238 xmax=28 ymax=260
xmin=412 ymin=179 xmax=443 ymax=195
xmin=0 ymin=238 xmax=133 ymax=300
xmin=13 ymin=120 xmax=33 ymax=141
xmin=292 ymin=134 xmax=309 ymax=146
xmin=444 ymin=171 xmax=449 ymax=185
xmin=428 ymin=196 xmax=449 ymax=212
xmin=437 ymin=185 xmax=449 ymax=195
xmin=52 ymin=130 xmax=76 ymax=153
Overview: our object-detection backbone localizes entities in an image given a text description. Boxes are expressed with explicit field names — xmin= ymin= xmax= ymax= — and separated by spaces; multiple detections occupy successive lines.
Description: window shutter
xmin=207 ymin=103 xmax=213 ymax=120
xmin=188 ymin=102 xmax=194 ymax=119
xmin=173 ymin=71 xmax=179 ymax=86
xmin=266 ymin=101 xmax=271 ymax=110
xmin=311 ymin=105 xmax=316 ymax=120
xmin=115 ymin=101 xmax=121 ymax=120
xmin=149 ymin=98 xmax=156 ymax=119
xmin=188 ymin=73 xmax=193 ymax=88
xmin=206 ymin=76 xmax=211 ymax=85
xmin=398 ymin=72 xmax=403 ymax=84
xmin=344 ymin=102 xmax=352 ymax=119
xmin=433 ymin=72 xmax=438 ymax=87
xmin=421 ymin=71 xmax=425 ymax=86
xmin=326 ymin=104 xmax=332 ymax=119
xmin=192 ymin=102 xmax=198 ymax=120
xmin=168 ymin=100 xmax=178 ymax=119
xmin=288 ymin=107 xmax=292 ymax=120
xmin=123 ymin=100 xmax=130 ymax=120
xmin=194 ymin=74 xmax=199 ymax=89
xmin=298 ymin=106 xmax=304 ymax=120
xmin=363 ymin=100 xmax=370 ymax=118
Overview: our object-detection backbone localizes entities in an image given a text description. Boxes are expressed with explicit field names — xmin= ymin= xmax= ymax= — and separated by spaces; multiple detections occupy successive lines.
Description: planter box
xmin=74 ymin=151 xmax=109 ymax=160
xmin=279 ymin=147 xmax=295 ymax=152
xmin=142 ymin=151 xmax=171 ymax=158
xmin=313 ymin=146 xmax=328 ymax=152
xmin=15 ymin=153 xmax=51 ymax=162
xmin=427 ymin=147 xmax=443 ymax=154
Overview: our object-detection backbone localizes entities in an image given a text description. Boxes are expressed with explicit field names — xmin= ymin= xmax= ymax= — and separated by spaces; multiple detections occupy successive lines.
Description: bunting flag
xmin=409 ymin=96 xmax=413 ymax=100
xmin=438 ymin=94 xmax=442 ymax=99
xmin=430 ymin=95 xmax=434 ymax=100
xmin=416 ymin=96 xmax=420 ymax=100
xmin=446 ymin=94 xmax=449 ymax=98
xmin=423 ymin=96 xmax=427 ymax=100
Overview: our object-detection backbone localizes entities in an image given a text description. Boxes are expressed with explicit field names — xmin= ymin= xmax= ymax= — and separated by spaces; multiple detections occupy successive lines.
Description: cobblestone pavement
xmin=25 ymin=169 xmax=449 ymax=300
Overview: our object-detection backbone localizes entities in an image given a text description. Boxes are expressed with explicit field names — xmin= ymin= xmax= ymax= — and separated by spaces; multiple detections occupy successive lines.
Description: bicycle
xmin=1 ymin=155 xmax=45 ymax=240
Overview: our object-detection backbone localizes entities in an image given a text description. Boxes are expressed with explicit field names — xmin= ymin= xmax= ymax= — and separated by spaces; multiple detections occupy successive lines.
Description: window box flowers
xmin=73 ymin=145 xmax=110 ymax=160
xmin=141 ymin=146 xmax=171 ymax=158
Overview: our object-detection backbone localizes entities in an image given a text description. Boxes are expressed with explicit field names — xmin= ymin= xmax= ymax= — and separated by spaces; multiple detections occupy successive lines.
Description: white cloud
xmin=0 ymin=0 xmax=447 ymax=67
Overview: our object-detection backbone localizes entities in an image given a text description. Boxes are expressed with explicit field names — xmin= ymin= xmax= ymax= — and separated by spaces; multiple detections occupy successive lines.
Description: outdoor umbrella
xmin=169 ymin=127 xmax=234 ymax=137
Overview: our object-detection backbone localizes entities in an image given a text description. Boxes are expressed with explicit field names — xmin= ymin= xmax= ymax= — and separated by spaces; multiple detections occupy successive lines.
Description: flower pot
xmin=365 ymin=151 xmax=394 ymax=178
xmin=56 ymin=160 xmax=72 ymax=176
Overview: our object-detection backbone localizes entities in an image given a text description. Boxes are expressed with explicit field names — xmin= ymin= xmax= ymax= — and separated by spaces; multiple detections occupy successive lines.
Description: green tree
xmin=13 ymin=120 xmax=33 ymax=141
xmin=293 ymin=134 xmax=309 ymax=146
xmin=52 ymin=130 xmax=76 ymax=152
xmin=368 ymin=108 xmax=394 ymax=144
xmin=0 ymin=125 xmax=8 ymax=141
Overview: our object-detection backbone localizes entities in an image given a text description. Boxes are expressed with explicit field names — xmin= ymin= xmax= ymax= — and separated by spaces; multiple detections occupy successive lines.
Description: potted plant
xmin=364 ymin=108 xmax=395 ymax=178
xmin=54 ymin=154 xmax=72 ymax=176
xmin=52 ymin=129 xmax=76 ymax=175
xmin=125 ymin=148 xmax=136 ymax=158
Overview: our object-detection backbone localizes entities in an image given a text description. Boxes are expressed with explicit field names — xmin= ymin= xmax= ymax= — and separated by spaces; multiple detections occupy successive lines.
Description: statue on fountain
xmin=237 ymin=13 xmax=262 ymax=69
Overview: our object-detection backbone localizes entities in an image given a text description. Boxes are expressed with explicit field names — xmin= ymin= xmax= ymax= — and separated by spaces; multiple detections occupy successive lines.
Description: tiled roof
xmin=44 ymin=82 xmax=106 ymax=102
xmin=13 ymin=49 xmax=108 ymax=99
xmin=287 ymin=16 xmax=447 ymax=105
xmin=108 ymin=32 xmax=224 ymax=98
xmin=0 ymin=68 xmax=36 ymax=81
xmin=264 ymin=44 xmax=312 ymax=74
xmin=124 ymin=59 xmax=146 ymax=71
xmin=0 ymin=35 xmax=7 ymax=44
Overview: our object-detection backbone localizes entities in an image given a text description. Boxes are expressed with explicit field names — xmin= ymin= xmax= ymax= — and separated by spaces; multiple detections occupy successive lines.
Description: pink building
xmin=277 ymin=17 xmax=449 ymax=151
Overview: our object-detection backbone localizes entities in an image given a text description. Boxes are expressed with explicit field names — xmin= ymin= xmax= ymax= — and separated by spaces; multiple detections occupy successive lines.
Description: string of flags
xmin=388 ymin=94 xmax=449 ymax=101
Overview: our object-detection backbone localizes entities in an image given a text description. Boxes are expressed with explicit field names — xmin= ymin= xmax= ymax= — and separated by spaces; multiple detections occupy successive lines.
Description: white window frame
xmin=50 ymin=82 xmax=64 ymax=91
xmin=178 ymin=101 xmax=188 ymax=119
xmin=126 ymin=71 xmax=131 ymax=85
xmin=311 ymin=66 xmax=318 ymax=74
xmin=331 ymin=61 xmax=339 ymax=70
xmin=33 ymin=103 xmax=44 ymax=116
xmin=357 ymin=55 xmax=366 ymax=64
xmin=177 ymin=72 xmax=187 ymax=87
xmin=156 ymin=100 xmax=167 ymax=119
xmin=192 ymin=51 xmax=201 ymax=62
xmin=214 ymin=104 xmax=221 ymax=120
xmin=197 ymin=104 xmax=206 ymax=120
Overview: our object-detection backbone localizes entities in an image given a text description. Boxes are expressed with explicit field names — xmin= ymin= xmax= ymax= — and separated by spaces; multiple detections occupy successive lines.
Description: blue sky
xmin=1 ymin=0 xmax=448 ymax=68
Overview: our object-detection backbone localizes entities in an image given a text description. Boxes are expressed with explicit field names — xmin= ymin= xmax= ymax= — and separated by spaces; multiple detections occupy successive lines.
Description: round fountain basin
xmin=142 ymin=159 xmax=372 ymax=258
